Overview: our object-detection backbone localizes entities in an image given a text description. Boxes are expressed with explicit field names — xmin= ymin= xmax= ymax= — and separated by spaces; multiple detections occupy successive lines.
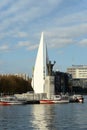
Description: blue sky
xmin=0 ymin=0 xmax=87 ymax=76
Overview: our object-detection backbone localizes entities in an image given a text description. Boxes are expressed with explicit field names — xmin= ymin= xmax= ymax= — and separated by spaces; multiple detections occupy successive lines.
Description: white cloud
xmin=0 ymin=45 xmax=9 ymax=51
xmin=0 ymin=0 xmax=62 ymax=33
xmin=0 ymin=0 xmax=87 ymax=52
xmin=45 ymin=22 xmax=87 ymax=48
xmin=0 ymin=0 xmax=11 ymax=8
xmin=54 ymin=10 xmax=87 ymax=25
xmin=60 ymin=23 xmax=87 ymax=38
xmin=46 ymin=23 xmax=87 ymax=39
xmin=13 ymin=32 xmax=29 ymax=38
xmin=79 ymin=39 xmax=87 ymax=46
xmin=17 ymin=41 xmax=38 ymax=50
xmin=27 ymin=44 xmax=38 ymax=51
xmin=17 ymin=41 xmax=30 ymax=47
xmin=1 ymin=0 xmax=87 ymax=74
xmin=47 ymin=37 xmax=74 ymax=48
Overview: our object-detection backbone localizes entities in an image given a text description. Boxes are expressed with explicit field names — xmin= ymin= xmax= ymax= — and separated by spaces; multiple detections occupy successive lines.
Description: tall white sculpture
xmin=32 ymin=32 xmax=49 ymax=93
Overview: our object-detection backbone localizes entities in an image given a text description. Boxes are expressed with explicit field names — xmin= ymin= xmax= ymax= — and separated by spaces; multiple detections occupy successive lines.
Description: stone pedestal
xmin=44 ymin=76 xmax=55 ymax=99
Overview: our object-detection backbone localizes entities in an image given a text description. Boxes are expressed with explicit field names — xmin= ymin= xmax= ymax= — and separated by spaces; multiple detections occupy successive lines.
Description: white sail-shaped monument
xmin=32 ymin=32 xmax=49 ymax=93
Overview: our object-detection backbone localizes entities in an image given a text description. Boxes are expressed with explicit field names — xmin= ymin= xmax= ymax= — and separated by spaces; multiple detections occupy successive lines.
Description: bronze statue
xmin=47 ymin=61 xmax=56 ymax=76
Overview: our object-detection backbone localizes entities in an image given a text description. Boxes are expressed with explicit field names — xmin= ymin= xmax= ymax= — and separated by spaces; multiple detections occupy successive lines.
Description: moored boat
xmin=69 ymin=94 xmax=84 ymax=103
xmin=40 ymin=95 xmax=69 ymax=104
xmin=0 ymin=95 xmax=26 ymax=105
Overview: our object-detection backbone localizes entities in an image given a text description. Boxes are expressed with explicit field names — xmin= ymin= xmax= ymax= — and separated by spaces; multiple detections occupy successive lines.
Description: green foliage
xmin=0 ymin=75 xmax=33 ymax=94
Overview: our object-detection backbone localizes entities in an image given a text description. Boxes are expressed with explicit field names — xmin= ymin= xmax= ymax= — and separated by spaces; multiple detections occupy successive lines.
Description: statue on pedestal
xmin=47 ymin=61 xmax=56 ymax=76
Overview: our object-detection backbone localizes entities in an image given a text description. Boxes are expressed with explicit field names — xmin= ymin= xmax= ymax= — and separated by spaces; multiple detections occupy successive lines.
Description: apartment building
xmin=67 ymin=65 xmax=87 ymax=88
xmin=67 ymin=65 xmax=87 ymax=79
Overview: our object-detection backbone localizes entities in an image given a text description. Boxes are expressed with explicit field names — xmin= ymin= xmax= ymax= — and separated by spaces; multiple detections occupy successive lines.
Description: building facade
xmin=67 ymin=65 xmax=87 ymax=79
xmin=54 ymin=71 xmax=70 ymax=94
xmin=67 ymin=65 xmax=87 ymax=88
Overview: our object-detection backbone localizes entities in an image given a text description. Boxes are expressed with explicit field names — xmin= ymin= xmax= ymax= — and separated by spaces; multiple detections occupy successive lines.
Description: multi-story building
xmin=67 ymin=65 xmax=87 ymax=79
xmin=54 ymin=71 xmax=71 ymax=94
xmin=67 ymin=65 xmax=87 ymax=88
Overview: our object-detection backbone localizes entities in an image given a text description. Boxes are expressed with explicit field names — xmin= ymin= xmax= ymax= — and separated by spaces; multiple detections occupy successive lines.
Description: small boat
xmin=40 ymin=95 xmax=69 ymax=104
xmin=69 ymin=94 xmax=84 ymax=103
xmin=0 ymin=95 xmax=26 ymax=105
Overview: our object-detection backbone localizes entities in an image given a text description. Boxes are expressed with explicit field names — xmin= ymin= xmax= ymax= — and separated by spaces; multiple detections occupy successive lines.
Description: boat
xmin=0 ymin=95 xmax=26 ymax=105
xmin=69 ymin=94 xmax=84 ymax=103
xmin=40 ymin=95 xmax=69 ymax=104
xmin=40 ymin=99 xmax=54 ymax=104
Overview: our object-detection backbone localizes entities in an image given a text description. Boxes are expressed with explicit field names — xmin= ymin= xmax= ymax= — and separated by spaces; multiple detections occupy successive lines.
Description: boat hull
xmin=40 ymin=100 xmax=54 ymax=104
xmin=0 ymin=96 xmax=26 ymax=105
xmin=40 ymin=99 xmax=69 ymax=104
xmin=40 ymin=95 xmax=69 ymax=104
xmin=0 ymin=101 xmax=24 ymax=105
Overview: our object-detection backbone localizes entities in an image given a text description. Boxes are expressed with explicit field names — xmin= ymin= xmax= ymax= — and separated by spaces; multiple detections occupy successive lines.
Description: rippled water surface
xmin=0 ymin=96 xmax=87 ymax=130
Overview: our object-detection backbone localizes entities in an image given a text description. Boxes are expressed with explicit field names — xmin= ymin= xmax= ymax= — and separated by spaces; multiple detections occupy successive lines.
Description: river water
xmin=0 ymin=96 xmax=87 ymax=130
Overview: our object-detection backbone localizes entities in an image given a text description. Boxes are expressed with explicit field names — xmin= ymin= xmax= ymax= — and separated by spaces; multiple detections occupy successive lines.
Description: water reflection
xmin=0 ymin=100 xmax=87 ymax=130
xmin=74 ymin=100 xmax=87 ymax=129
xmin=0 ymin=105 xmax=32 ymax=130
xmin=31 ymin=104 xmax=56 ymax=130
xmin=31 ymin=103 xmax=87 ymax=130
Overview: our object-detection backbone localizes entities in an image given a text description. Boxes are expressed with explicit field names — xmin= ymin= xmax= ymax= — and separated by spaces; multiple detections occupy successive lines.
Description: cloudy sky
xmin=0 ymin=0 xmax=87 ymax=76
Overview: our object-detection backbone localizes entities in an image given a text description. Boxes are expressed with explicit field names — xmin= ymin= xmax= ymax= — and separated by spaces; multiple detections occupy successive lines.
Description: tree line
xmin=0 ymin=75 xmax=33 ymax=95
